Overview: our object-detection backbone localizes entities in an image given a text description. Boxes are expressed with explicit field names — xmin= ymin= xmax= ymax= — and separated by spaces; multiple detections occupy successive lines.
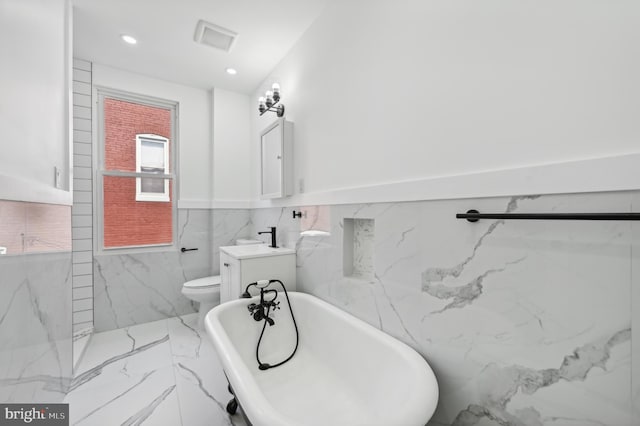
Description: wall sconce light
xmin=258 ymin=83 xmax=285 ymax=117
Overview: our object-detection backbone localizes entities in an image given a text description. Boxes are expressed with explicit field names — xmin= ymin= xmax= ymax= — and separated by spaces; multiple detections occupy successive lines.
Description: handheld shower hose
xmin=242 ymin=280 xmax=299 ymax=371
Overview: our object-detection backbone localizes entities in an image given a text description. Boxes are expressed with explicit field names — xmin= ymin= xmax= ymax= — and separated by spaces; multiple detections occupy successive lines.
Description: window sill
xmin=96 ymin=243 xmax=177 ymax=257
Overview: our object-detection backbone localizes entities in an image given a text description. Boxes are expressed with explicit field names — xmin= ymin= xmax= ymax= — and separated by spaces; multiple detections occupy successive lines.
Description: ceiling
xmin=73 ymin=0 xmax=329 ymax=94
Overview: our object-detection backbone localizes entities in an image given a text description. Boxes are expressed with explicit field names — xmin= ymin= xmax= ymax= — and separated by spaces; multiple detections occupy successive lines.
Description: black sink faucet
xmin=258 ymin=227 xmax=277 ymax=248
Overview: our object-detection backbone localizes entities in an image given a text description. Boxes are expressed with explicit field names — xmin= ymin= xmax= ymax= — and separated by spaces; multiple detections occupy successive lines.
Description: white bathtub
xmin=205 ymin=291 xmax=439 ymax=426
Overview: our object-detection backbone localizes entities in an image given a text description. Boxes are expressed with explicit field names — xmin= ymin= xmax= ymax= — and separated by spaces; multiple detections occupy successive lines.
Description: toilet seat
xmin=183 ymin=275 xmax=221 ymax=289
xmin=181 ymin=237 xmax=264 ymax=329
xmin=181 ymin=275 xmax=221 ymax=329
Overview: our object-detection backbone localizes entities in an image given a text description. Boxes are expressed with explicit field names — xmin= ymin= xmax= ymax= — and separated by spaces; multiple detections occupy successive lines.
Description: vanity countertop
xmin=220 ymin=244 xmax=295 ymax=260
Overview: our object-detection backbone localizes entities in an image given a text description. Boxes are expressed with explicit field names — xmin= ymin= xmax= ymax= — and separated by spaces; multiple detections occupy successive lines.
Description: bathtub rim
xmin=205 ymin=291 xmax=439 ymax=426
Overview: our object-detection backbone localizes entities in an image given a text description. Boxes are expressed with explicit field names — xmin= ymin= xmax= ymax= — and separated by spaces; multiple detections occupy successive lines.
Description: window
xmin=96 ymin=89 xmax=177 ymax=251
xmin=136 ymin=134 xmax=169 ymax=202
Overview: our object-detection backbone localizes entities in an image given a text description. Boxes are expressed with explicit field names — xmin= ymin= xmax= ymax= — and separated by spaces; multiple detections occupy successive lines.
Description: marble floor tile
xmin=64 ymin=314 xmax=246 ymax=426
xmin=66 ymin=366 xmax=179 ymax=425
xmin=168 ymin=315 xmax=247 ymax=426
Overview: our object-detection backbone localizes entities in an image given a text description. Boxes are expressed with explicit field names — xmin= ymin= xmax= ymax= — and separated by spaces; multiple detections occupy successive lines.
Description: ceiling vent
xmin=194 ymin=20 xmax=237 ymax=53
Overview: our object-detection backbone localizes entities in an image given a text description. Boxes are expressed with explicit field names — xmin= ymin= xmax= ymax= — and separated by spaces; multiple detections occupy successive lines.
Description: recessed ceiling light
xmin=121 ymin=34 xmax=137 ymax=45
xmin=226 ymin=68 xmax=237 ymax=75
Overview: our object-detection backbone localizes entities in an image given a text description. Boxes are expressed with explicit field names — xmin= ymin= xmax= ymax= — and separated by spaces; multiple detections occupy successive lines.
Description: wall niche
xmin=343 ymin=218 xmax=375 ymax=280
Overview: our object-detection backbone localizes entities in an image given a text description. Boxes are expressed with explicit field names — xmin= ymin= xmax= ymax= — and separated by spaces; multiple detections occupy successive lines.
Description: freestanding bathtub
xmin=205 ymin=291 xmax=439 ymax=426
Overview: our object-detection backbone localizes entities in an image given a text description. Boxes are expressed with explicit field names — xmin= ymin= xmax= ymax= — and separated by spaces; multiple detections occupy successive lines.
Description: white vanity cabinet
xmin=260 ymin=118 xmax=293 ymax=199
xmin=219 ymin=245 xmax=296 ymax=303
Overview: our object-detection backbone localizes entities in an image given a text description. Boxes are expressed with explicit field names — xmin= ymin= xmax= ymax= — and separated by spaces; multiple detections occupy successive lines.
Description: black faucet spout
xmin=258 ymin=227 xmax=277 ymax=248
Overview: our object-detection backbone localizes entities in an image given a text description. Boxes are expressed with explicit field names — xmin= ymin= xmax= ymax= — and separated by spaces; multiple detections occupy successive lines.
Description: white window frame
xmin=135 ymin=134 xmax=170 ymax=202
xmin=94 ymin=87 xmax=179 ymax=254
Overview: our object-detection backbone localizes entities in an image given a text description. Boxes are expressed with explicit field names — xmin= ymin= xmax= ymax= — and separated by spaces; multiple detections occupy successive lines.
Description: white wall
xmin=92 ymin=64 xmax=213 ymax=206
xmin=251 ymin=0 xmax=640 ymax=204
xmin=213 ymin=88 xmax=252 ymax=205
xmin=0 ymin=0 xmax=72 ymax=205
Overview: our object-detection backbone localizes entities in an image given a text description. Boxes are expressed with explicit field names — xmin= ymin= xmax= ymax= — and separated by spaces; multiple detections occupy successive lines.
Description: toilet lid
xmin=184 ymin=275 xmax=221 ymax=289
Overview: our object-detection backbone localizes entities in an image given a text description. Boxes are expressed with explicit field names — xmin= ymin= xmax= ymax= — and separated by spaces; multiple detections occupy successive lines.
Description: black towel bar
xmin=457 ymin=209 xmax=640 ymax=222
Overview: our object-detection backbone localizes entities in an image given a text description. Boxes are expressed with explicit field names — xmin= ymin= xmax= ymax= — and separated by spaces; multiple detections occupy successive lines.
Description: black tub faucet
xmin=258 ymin=227 xmax=277 ymax=248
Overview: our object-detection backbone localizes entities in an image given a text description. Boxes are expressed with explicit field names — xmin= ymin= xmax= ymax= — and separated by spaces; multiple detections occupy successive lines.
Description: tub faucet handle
xmin=269 ymin=300 xmax=281 ymax=310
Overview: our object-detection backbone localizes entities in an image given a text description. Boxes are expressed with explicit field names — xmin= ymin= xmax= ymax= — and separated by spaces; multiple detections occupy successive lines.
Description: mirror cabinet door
xmin=261 ymin=123 xmax=282 ymax=197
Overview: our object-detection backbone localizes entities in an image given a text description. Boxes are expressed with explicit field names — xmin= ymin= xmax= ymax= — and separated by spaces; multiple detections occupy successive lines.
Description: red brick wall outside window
xmin=103 ymin=98 xmax=173 ymax=248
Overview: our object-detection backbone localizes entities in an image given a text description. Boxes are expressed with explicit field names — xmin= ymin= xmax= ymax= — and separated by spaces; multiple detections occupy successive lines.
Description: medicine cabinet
xmin=260 ymin=118 xmax=293 ymax=199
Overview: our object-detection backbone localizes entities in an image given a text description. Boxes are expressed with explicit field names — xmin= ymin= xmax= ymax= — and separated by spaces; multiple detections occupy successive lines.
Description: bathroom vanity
xmin=219 ymin=244 xmax=296 ymax=303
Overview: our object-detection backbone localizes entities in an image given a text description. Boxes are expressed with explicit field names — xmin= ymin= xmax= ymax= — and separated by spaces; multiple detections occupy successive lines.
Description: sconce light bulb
xmin=265 ymin=90 xmax=273 ymax=100
xmin=272 ymin=83 xmax=280 ymax=93
xmin=258 ymin=96 xmax=266 ymax=105
xmin=265 ymin=91 xmax=274 ymax=107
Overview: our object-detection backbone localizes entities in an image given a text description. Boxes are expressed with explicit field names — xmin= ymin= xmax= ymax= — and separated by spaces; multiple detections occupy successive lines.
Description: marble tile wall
xmin=211 ymin=209 xmax=252 ymax=275
xmin=94 ymin=208 xmax=252 ymax=332
xmin=251 ymin=190 xmax=639 ymax=426
xmin=632 ymin=192 xmax=640 ymax=421
xmin=0 ymin=201 xmax=73 ymax=402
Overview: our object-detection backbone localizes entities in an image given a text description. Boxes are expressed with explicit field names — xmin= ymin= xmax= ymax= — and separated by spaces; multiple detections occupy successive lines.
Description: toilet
xmin=182 ymin=239 xmax=264 ymax=328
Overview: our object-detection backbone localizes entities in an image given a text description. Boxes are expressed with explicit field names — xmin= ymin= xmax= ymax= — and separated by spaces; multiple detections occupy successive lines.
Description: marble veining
xmin=176 ymin=362 xmax=232 ymax=424
xmin=64 ymin=313 xmax=246 ymax=426
xmin=352 ymin=218 xmax=375 ymax=278
xmin=176 ymin=209 xmax=214 ymax=281
xmin=120 ymin=385 xmax=176 ymax=426
xmin=424 ymin=257 xmax=526 ymax=315
xmin=422 ymin=196 xmax=536 ymax=286
xmin=0 ymin=251 xmax=73 ymax=402
xmin=212 ymin=209 xmax=252 ymax=275
xmin=93 ymin=209 xmax=227 ymax=332
xmin=73 ymin=327 xmax=93 ymax=342
xmin=373 ymin=273 xmax=421 ymax=347
xmin=93 ymin=208 xmax=255 ymax=332
xmin=451 ymin=328 xmax=630 ymax=425
xmin=250 ymin=190 xmax=639 ymax=425
xmin=93 ymin=252 xmax=197 ymax=331
xmin=73 ymin=327 xmax=93 ymax=373
xmin=68 ymin=334 xmax=170 ymax=393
